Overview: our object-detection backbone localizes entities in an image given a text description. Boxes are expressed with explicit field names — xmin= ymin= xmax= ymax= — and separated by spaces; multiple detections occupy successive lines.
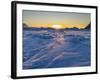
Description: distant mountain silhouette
xmin=85 ymin=23 xmax=91 ymax=29
xmin=65 ymin=27 xmax=79 ymax=30
xmin=23 ymin=23 xmax=35 ymax=30
xmin=23 ymin=23 xmax=29 ymax=28
xmin=23 ymin=23 xmax=52 ymax=30
xmin=23 ymin=23 xmax=91 ymax=30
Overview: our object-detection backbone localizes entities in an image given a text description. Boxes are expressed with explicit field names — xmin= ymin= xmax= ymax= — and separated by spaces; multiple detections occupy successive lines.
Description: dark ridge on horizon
xmin=23 ymin=23 xmax=29 ymax=28
xmin=85 ymin=23 xmax=91 ymax=29
xmin=23 ymin=23 xmax=91 ymax=30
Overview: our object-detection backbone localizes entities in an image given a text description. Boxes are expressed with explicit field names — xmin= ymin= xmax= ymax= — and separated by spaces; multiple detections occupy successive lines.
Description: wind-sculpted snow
xmin=23 ymin=28 xmax=91 ymax=69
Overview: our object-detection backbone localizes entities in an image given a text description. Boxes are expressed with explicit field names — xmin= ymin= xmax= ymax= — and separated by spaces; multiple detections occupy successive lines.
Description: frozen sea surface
xmin=23 ymin=28 xmax=91 ymax=69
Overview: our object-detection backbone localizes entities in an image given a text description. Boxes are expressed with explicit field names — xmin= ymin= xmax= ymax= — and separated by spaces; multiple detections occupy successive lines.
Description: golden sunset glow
xmin=23 ymin=10 xmax=90 ymax=29
xmin=51 ymin=25 xmax=65 ymax=29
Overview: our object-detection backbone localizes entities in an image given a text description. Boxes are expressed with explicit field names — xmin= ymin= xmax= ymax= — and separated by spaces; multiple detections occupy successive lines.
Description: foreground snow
xmin=23 ymin=28 xmax=90 ymax=69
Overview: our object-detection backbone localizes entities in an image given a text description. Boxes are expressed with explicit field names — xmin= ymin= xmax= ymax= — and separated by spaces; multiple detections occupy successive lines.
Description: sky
xmin=22 ymin=10 xmax=90 ymax=29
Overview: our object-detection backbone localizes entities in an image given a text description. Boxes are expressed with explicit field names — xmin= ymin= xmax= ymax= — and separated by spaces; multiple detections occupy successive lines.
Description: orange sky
xmin=23 ymin=10 xmax=90 ymax=29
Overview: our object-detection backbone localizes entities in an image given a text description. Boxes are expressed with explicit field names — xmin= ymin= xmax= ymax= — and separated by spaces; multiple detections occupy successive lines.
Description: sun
xmin=51 ymin=25 xmax=64 ymax=30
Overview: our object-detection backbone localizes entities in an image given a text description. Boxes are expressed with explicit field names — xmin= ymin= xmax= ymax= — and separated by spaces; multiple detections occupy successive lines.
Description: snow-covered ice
xmin=23 ymin=28 xmax=91 ymax=69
